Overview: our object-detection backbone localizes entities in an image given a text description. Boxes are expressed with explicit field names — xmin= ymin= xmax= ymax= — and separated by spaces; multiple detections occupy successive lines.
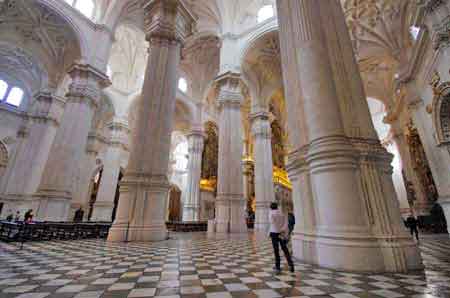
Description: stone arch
xmin=36 ymin=0 xmax=89 ymax=61
xmin=239 ymin=23 xmax=279 ymax=68
xmin=432 ymin=82 xmax=450 ymax=146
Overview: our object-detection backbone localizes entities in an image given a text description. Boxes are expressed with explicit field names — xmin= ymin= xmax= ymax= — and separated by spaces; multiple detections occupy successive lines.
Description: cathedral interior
xmin=0 ymin=0 xmax=450 ymax=297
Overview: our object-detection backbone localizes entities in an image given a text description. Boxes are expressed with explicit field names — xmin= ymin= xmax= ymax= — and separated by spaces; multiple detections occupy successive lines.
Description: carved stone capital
xmin=215 ymin=72 xmax=244 ymax=108
xmin=66 ymin=63 xmax=111 ymax=110
xmin=187 ymin=130 xmax=205 ymax=154
xmin=250 ymin=111 xmax=272 ymax=140
xmin=29 ymin=91 xmax=66 ymax=126
xmin=143 ymin=0 xmax=196 ymax=44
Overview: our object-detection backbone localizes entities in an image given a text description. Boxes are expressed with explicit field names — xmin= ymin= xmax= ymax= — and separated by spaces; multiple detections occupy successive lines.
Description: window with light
xmin=0 ymin=79 xmax=24 ymax=107
xmin=64 ymin=0 xmax=95 ymax=19
xmin=410 ymin=26 xmax=421 ymax=41
xmin=178 ymin=77 xmax=188 ymax=93
xmin=257 ymin=5 xmax=274 ymax=23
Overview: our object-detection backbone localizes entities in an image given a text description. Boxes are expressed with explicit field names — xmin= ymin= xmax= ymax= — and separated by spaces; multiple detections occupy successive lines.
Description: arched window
xmin=0 ymin=79 xmax=24 ymax=107
xmin=257 ymin=5 xmax=274 ymax=23
xmin=178 ymin=77 xmax=188 ymax=93
xmin=0 ymin=80 xmax=8 ymax=99
xmin=410 ymin=26 xmax=421 ymax=40
xmin=64 ymin=0 xmax=95 ymax=19
xmin=6 ymin=87 xmax=24 ymax=107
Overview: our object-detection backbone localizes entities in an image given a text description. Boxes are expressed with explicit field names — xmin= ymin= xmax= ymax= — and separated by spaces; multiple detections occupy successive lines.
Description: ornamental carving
xmin=0 ymin=0 xmax=80 ymax=82
xmin=271 ymin=119 xmax=285 ymax=169
xmin=405 ymin=121 xmax=438 ymax=203
xmin=201 ymin=121 xmax=218 ymax=182
xmin=430 ymin=69 xmax=450 ymax=145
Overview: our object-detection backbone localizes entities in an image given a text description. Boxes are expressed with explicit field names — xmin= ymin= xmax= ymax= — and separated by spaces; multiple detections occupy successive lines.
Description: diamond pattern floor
xmin=0 ymin=233 xmax=449 ymax=298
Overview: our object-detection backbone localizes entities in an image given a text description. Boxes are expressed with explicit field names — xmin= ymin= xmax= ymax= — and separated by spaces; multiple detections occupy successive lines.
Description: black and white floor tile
xmin=0 ymin=233 xmax=449 ymax=298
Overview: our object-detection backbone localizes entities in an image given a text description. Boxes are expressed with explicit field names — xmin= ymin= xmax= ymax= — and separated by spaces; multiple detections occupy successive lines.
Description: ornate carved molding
xmin=142 ymin=0 xmax=196 ymax=44
xmin=215 ymin=71 xmax=244 ymax=108
xmin=66 ymin=63 xmax=110 ymax=109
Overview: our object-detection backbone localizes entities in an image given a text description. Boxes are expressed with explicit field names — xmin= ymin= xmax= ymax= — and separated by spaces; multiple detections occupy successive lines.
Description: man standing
xmin=406 ymin=215 xmax=419 ymax=241
xmin=269 ymin=202 xmax=294 ymax=273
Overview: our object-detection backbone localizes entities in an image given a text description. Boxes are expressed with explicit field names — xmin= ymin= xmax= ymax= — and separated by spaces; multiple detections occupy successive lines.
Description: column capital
xmin=215 ymin=72 xmax=244 ymax=107
xmin=249 ymin=110 xmax=271 ymax=122
xmin=29 ymin=91 xmax=66 ymax=126
xmin=86 ymin=132 xmax=105 ymax=155
xmin=250 ymin=111 xmax=272 ymax=140
xmin=187 ymin=130 xmax=205 ymax=154
xmin=143 ymin=0 xmax=196 ymax=44
xmin=66 ymin=63 xmax=111 ymax=109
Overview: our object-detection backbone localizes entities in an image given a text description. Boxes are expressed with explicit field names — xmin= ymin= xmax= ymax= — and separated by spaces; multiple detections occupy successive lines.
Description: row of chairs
xmin=0 ymin=221 xmax=111 ymax=243
xmin=166 ymin=221 xmax=207 ymax=232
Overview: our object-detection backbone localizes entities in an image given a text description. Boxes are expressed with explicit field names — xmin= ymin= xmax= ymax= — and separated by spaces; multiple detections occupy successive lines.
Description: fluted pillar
xmin=215 ymin=72 xmax=246 ymax=233
xmin=277 ymin=0 xmax=422 ymax=272
xmin=91 ymin=121 xmax=129 ymax=221
xmin=183 ymin=131 xmax=205 ymax=221
xmin=35 ymin=64 xmax=109 ymax=221
xmin=250 ymin=111 xmax=274 ymax=232
xmin=107 ymin=0 xmax=195 ymax=242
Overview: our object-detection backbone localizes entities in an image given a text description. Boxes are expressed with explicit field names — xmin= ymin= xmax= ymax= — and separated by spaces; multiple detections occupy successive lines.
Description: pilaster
xmin=2 ymin=91 xmax=65 ymax=207
xmin=35 ymin=64 xmax=109 ymax=221
xmin=91 ymin=121 xmax=129 ymax=222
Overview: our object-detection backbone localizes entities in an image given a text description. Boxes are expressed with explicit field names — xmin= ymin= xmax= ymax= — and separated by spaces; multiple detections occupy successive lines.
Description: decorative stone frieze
xmin=143 ymin=0 xmax=195 ymax=43
xmin=66 ymin=63 xmax=111 ymax=110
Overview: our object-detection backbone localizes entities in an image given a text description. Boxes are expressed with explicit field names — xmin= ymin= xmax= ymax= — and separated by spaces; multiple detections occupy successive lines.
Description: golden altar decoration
xmin=200 ymin=178 xmax=216 ymax=192
xmin=273 ymin=166 xmax=292 ymax=190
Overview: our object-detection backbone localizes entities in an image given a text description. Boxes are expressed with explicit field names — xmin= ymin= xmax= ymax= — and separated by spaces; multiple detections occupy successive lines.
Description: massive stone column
xmin=107 ymin=0 xmax=195 ymax=242
xmin=35 ymin=65 xmax=109 ymax=221
xmin=183 ymin=130 xmax=205 ymax=221
xmin=277 ymin=0 xmax=422 ymax=272
xmin=91 ymin=121 xmax=129 ymax=221
xmin=250 ymin=111 xmax=274 ymax=232
xmin=215 ymin=72 xmax=247 ymax=233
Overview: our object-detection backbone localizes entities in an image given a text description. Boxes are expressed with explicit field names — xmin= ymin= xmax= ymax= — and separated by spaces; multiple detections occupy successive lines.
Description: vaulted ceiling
xmin=0 ymin=0 xmax=81 ymax=87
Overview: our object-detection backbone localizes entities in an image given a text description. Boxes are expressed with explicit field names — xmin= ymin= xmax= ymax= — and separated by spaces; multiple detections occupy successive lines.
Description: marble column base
xmin=291 ymin=231 xmax=423 ymax=272
xmin=108 ymin=223 xmax=167 ymax=242
xmin=230 ymin=199 xmax=247 ymax=233
xmin=215 ymin=197 xmax=229 ymax=233
xmin=108 ymin=177 xmax=168 ymax=242
xmin=183 ymin=205 xmax=200 ymax=222
xmin=91 ymin=202 xmax=114 ymax=222
xmin=439 ymin=196 xmax=450 ymax=234
xmin=33 ymin=191 xmax=71 ymax=221
xmin=254 ymin=202 xmax=270 ymax=232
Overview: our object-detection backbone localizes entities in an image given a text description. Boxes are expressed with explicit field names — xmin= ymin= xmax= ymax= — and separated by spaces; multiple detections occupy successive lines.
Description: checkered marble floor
xmin=0 ymin=233 xmax=449 ymax=298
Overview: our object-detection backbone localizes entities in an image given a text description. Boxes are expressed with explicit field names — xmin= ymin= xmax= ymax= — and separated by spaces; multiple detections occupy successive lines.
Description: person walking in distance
xmin=269 ymin=202 xmax=294 ymax=273
xmin=406 ymin=215 xmax=419 ymax=241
